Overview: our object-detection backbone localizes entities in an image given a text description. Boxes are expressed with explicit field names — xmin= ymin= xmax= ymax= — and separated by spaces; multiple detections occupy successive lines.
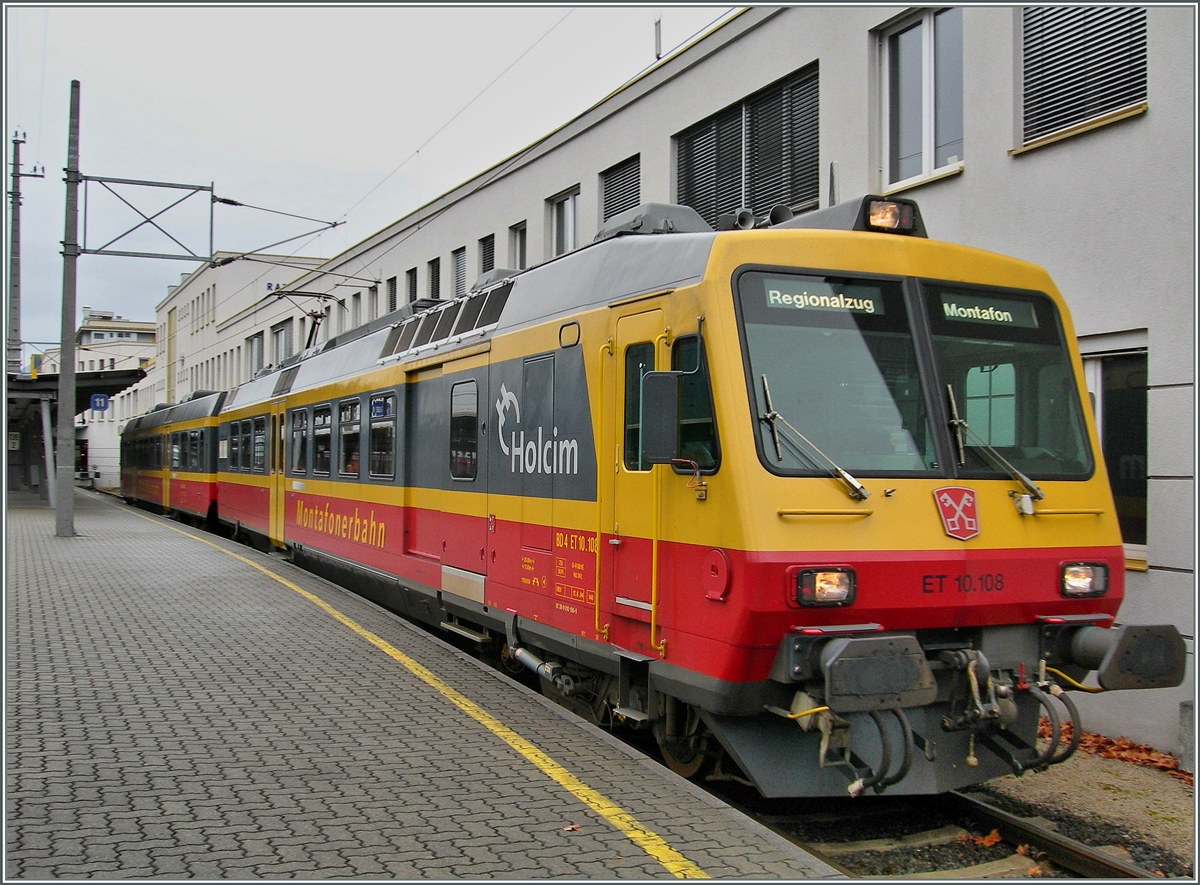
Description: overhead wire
xmin=200 ymin=7 xmax=741 ymax=336
xmin=193 ymin=9 xmax=579 ymax=328
xmin=336 ymin=8 xmax=575 ymax=224
xmin=286 ymin=6 xmax=740 ymax=295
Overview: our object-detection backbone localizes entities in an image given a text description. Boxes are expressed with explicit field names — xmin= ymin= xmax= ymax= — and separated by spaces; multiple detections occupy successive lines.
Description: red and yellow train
xmin=122 ymin=196 xmax=1185 ymax=797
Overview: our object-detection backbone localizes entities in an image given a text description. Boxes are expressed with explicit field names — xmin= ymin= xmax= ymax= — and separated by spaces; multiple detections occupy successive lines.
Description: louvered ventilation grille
xmin=1023 ymin=6 xmax=1147 ymax=143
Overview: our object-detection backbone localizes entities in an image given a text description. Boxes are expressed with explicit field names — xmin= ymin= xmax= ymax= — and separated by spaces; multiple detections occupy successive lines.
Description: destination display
xmin=763 ymin=277 xmax=884 ymax=315
xmin=939 ymin=292 xmax=1039 ymax=328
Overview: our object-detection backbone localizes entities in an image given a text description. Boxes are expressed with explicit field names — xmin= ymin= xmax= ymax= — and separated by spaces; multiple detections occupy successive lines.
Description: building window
xmin=452 ymin=247 xmax=467 ymax=298
xmin=550 ymin=190 xmax=579 ymax=256
xmin=387 ymin=276 xmax=398 ymax=313
xmin=676 ymin=62 xmax=819 ymax=227
xmin=601 ymin=154 xmax=641 ymax=221
xmin=428 ymin=257 xmax=441 ymax=300
xmin=965 ymin=364 xmax=1016 ymax=446
xmin=247 ymin=333 xmax=264 ymax=377
xmin=882 ymin=8 xmax=963 ymax=186
xmin=339 ymin=399 xmax=361 ymax=476
xmin=406 ymin=268 xmax=418 ymax=303
xmin=352 ymin=291 xmax=362 ymax=328
xmin=270 ymin=319 xmax=293 ymax=365
xmin=479 ymin=234 xmax=495 ymax=275
xmin=369 ymin=285 xmax=379 ymax=321
xmin=368 ymin=394 xmax=396 ymax=479
xmin=1082 ymin=349 xmax=1148 ymax=553
xmin=509 ymin=222 xmax=527 ymax=269
xmin=450 ymin=380 xmax=478 ymax=480
xmin=1022 ymin=6 xmax=1147 ymax=145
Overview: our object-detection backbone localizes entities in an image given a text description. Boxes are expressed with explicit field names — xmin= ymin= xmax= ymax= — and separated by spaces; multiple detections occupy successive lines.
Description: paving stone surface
xmin=6 ymin=489 xmax=842 ymax=879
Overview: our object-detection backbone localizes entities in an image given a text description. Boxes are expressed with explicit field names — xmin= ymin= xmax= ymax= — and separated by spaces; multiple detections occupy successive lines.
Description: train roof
xmin=219 ymin=226 xmax=717 ymax=413
xmin=121 ymin=390 xmax=227 ymax=436
xmin=209 ymin=196 xmax=956 ymax=416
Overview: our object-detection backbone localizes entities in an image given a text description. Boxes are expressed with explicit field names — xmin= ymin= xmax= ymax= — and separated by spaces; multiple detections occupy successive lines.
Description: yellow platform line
xmin=119 ymin=505 xmax=708 ymax=878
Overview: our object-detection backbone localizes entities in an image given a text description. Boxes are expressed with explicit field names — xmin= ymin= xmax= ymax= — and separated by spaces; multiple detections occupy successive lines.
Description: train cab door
xmin=269 ymin=399 xmax=287 ymax=547
xmin=607 ymin=308 xmax=667 ymax=645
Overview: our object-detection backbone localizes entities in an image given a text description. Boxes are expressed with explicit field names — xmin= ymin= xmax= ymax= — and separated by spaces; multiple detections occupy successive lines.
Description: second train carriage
xmin=130 ymin=197 xmax=1185 ymax=797
xmin=120 ymin=391 xmax=226 ymax=523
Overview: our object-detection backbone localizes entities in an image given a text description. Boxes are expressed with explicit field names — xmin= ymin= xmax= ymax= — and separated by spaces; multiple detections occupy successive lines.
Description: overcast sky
xmin=5 ymin=5 xmax=735 ymax=358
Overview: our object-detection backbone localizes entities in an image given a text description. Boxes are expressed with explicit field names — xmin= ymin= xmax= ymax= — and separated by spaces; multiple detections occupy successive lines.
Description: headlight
xmin=798 ymin=569 xmax=855 ymax=607
xmin=1062 ymin=563 xmax=1109 ymax=597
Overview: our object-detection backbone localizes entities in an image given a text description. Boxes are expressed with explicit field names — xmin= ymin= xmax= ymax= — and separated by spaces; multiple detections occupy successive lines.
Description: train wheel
xmin=654 ymin=703 xmax=712 ymax=779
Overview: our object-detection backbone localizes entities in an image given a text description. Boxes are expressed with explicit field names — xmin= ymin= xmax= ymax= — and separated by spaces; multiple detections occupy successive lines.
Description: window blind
xmin=1023 ymin=6 xmax=1147 ymax=143
xmin=601 ymin=155 xmax=641 ymax=221
xmin=452 ymin=248 xmax=467 ymax=298
xmin=677 ymin=63 xmax=819 ymax=228
xmin=479 ymin=234 xmax=495 ymax=274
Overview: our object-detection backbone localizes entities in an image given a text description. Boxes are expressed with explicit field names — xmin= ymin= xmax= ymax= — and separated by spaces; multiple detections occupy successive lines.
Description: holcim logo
xmin=934 ymin=486 xmax=980 ymax=541
xmin=496 ymin=383 xmax=579 ymax=475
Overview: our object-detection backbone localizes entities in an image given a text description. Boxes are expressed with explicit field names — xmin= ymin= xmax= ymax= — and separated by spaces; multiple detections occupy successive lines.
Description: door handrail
xmin=649 ymin=328 xmax=671 ymax=659
xmin=594 ymin=338 xmax=612 ymax=641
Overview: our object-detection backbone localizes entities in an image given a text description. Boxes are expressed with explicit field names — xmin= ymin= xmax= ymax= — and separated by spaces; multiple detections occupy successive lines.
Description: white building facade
xmin=128 ymin=7 xmax=1195 ymax=756
xmin=123 ymin=252 xmax=328 ymax=415
xmin=39 ymin=307 xmax=156 ymax=489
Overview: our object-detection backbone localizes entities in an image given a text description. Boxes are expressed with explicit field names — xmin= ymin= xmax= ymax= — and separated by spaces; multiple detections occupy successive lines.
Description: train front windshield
xmin=924 ymin=284 xmax=1091 ymax=479
xmin=737 ymin=271 xmax=938 ymax=475
xmin=736 ymin=271 xmax=1092 ymax=480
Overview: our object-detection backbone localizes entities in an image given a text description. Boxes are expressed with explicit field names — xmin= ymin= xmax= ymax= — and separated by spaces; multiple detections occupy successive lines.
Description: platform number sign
xmin=90 ymin=393 xmax=110 ymax=412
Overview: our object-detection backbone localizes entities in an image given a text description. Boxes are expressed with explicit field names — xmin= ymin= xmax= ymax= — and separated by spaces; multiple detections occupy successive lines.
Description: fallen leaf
xmin=1016 ymin=844 xmax=1030 ymax=856
xmin=562 ymin=824 xmax=581 ymax=832
xmin=1025 ymin=866 xmax=1043 ymax=876
xmin=972 ymin=829 xmax=1002 ymax=847
xmin=1038 ymin=718 xmax=1193 ymax=785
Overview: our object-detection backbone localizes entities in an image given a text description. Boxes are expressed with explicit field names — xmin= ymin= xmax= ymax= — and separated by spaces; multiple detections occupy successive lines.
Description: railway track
xmin=428 ymin=623 xmax=1179 ymax=878
xmin=705 ymin=782 xmax=1162 ymax=878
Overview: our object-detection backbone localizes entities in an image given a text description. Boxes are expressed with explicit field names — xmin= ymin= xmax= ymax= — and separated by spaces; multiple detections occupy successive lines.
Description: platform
xmin=5 ymin=488 xmax=841 ymax=879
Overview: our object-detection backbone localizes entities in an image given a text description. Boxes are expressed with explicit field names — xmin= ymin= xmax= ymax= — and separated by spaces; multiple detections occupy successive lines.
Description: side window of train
xmin=449 ymin=380 xmax=478 ymax=481
xmin=368 ymin=394 xmax=396 ymax=479
xmin=171 ymin=432 xmax=182 ymax=469
xmin=339 ymin=399 xmax=361 ymax=477
xmin=313 ymin=406 xmax=332 ymax=475
xmin=291 ymin=409 xmax=308 ymax=475
xmin=252 ymin=416 xmax=267 ymax=473
xmin=189 ymin=430 xmax=200 ymax=471
xmin=672 ymin=335 xmax=720 ymax=472
xmin=240 ymin=420 xmax=252 ymax=471
xmin=623 ymin=342 xmax=656 ymax=471
xmin=229 ymin=424 xmax=240 ymax=469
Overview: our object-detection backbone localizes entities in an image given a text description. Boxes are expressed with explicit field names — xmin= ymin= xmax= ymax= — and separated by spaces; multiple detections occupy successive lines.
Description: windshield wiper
xmin=946 ymin=384 xmax=1044 ymax=501
xmin=760 ymin=375 xmax=870 ymax=501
